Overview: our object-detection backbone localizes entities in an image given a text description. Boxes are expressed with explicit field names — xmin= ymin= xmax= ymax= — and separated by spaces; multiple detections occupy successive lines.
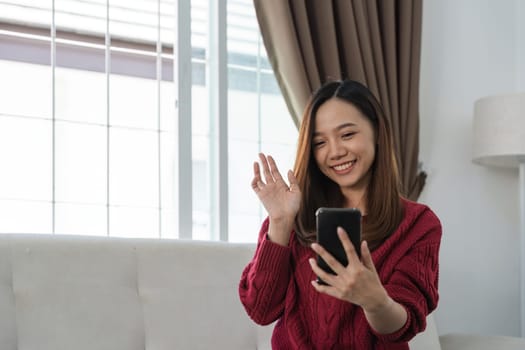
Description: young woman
xmin=239 ymin=80 xmax=441 ymax=349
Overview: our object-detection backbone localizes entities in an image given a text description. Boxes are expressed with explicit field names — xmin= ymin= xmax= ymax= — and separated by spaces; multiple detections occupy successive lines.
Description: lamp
xmin=472 ymin=93 xmax=525 ymax=336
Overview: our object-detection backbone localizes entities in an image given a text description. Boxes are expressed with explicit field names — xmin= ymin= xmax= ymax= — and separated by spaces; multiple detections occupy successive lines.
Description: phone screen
xmin=315 ymin=207 xmax=361 ymax=285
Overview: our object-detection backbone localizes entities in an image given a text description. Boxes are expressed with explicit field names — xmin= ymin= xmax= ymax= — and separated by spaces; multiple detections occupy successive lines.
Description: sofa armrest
xmin=439 ymin=333 xmax=525 ymax=350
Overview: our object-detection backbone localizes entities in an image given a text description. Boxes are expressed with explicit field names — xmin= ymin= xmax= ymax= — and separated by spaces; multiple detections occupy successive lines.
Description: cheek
xmin=356 ymin=141 xmax=376 ymax=164
xmin=313 ymin=150 xmax=332 ymax=177
xmin=312 ymin=149 xmax=324 ymax=166
xmin=367 ymin=149 xmax=376 ymax=166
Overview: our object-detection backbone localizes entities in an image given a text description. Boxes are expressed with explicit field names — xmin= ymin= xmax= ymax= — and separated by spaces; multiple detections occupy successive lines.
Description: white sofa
xmin=0 ymin=233 xmax=524 ymax=350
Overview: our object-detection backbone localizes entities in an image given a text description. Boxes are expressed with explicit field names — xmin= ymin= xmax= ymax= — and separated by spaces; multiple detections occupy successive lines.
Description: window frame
xmin=0 ymin=0 xmax=207 ymax=239
xmin=0 ymin=0 xmax=289 ymax=241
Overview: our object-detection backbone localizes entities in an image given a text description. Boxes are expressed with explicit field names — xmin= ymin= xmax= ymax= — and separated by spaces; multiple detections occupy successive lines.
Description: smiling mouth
xmin=332 ymin=160 xmax=356 ymax=171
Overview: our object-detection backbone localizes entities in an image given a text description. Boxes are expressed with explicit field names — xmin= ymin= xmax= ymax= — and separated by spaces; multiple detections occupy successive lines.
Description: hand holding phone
xmin=315 ymin=207 xmax=362 ymax=285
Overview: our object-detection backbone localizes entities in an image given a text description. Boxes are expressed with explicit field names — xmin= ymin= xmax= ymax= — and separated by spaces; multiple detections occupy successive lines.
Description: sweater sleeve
xmin=372 ymin=209 xmax=442 ymax=343
xmin=238 ymin=217 xmax=293 ymax=325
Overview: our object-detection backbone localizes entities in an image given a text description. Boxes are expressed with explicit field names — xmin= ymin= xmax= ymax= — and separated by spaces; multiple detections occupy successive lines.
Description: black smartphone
xmin=315 ymin=207 xmax=362 ymax=285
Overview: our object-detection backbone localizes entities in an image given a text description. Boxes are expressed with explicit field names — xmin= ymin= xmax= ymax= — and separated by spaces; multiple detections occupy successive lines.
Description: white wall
xmin=419 ymin=0 xmax=523 ymax=337
xmin=516 ymin=0 xmax=525 ymax=91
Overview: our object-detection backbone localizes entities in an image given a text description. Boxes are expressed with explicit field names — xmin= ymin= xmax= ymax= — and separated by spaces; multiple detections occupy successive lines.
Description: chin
xmin=334 ymin=179 xmax=359 ymax=189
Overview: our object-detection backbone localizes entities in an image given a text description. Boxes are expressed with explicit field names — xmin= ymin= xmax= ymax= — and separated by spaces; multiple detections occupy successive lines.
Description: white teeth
xmin=333 ymin=161 xmax=354 ymax=171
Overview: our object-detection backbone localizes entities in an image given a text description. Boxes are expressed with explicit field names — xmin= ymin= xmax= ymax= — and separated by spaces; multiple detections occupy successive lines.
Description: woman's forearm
xmin=267 ymin=217 xmax=294 ymax=246
xmin=363 ymin=296 xmax=408 ymax=334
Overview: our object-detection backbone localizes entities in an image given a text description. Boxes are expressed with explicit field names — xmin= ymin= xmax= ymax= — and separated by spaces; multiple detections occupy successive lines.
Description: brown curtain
xmin=253 ymin=0 xmax=426 ymax=200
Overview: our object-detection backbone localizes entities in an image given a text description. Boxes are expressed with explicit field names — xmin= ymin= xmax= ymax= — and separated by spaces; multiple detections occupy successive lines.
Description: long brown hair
xmin=293 ymin=80 xmax=404 ymax=247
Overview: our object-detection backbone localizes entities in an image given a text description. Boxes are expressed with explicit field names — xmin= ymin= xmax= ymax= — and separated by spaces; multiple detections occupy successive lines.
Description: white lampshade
xmin=472 ymin=93 xmax=525 ymax=168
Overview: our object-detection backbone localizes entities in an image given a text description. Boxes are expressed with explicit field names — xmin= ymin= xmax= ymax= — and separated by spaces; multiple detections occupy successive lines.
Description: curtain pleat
xmin=379 ymin=0 xmax=400 ymax=157
xmin=254 ymin=0 xmax=426 ymax=199
xmin=336 ymin=1 xmax=366 ymax=83
xmin=253 ymin=0 xmax=311 ymax=128
xmin=311 ymin=1 xmax=341 ymax=81
xmin=407 ymin=0 xmax=424 ymax=199
xmin=290 ymin=1 xmax=319 ymax=92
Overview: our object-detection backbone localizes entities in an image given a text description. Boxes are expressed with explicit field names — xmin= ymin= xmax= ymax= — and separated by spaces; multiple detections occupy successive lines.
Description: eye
xmin=342 ymin=132 xmax=356 ymax=139
xmin=312 ymin=140 xmax=325 ymax=148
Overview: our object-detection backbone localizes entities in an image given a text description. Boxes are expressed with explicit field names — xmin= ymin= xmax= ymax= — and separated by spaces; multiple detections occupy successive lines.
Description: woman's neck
xmin=342 ymin=189 xmax=368 ymax=215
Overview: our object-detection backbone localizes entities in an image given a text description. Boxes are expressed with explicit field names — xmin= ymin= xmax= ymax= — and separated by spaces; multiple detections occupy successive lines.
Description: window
xmin=0 ymin=0 xmax=298 ymax=242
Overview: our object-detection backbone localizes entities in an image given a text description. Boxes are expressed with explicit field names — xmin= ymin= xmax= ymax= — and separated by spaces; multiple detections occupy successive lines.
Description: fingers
xmin=308 ymin=257 xmax=336 ymax=287
xmin=258 ymin=153 xmax=275 ymax=184
xmin=267 ymin=155 xmax=285 ymax=184
xmin=337 ymin=227 xmax=361 ymax=266
xmin=309 ymin=228 xmax=369 ymax=277
xmin=252 ymin=153 xmax=297 ymax=194
xmin=255 ymin=153 xmax=291 ymax=186
xmin=287 ymin=170 xmax=299 ymax=192
xmin=311 ymin=242 xmax=346 ymax=276
xmin=251 ymin=162 xmax=263 ymax=192
xmin=310 ymin=234 xmax=380 ymax=304
xmin=360 ymin=241 xmax=377 ymax=273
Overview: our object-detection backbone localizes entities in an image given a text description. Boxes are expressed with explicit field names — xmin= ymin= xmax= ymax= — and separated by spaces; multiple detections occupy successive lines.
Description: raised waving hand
xmin=251 ymin=153 xmax=301 ymax=246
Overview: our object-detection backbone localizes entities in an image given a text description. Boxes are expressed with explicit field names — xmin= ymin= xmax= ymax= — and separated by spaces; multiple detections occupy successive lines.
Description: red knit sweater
xmin=239 ymin=199 xmax=441 ymax=349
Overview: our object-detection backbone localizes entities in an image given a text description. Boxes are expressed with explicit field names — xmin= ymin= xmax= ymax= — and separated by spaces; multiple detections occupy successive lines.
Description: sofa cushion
xmin=0 ymin=234 xmax=262 ymax=350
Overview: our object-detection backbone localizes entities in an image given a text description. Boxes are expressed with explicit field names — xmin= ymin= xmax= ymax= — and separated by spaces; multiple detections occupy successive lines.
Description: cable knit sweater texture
xmin=239 ymin=199 xmax=441 ymax=350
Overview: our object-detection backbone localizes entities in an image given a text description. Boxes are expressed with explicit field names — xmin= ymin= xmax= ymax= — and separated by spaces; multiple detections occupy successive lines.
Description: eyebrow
xmin=313 ymin=122 xmax=357 ymax=136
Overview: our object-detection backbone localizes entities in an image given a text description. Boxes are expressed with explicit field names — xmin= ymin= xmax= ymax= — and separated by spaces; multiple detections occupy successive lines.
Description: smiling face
xmin=312 ymin=97 xmax=376 ymax=205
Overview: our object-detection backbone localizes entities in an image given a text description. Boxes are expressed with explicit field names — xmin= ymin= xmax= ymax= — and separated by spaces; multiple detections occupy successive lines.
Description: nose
xmin=327 ymin=139 xmax=346 ymax=159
